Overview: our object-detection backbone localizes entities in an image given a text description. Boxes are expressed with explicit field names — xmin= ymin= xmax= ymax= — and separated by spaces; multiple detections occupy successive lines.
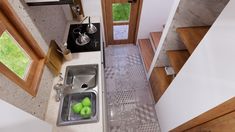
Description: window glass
xmin=113 ymin=25 xmax=129 ymax=40
xmin=0 ymin=31 xmax=31 ymax=79
xmin=112 ymin=3 xmax=131 ymax=21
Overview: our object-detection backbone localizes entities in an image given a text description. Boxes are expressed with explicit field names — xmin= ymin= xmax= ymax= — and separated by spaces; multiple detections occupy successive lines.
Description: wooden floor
xmin=177 ymin=26 xmax=210 ymax=54
xmin=138 ymin=39 xmax=154 ymax=72
xmin=149 ymin=67 xmax=173 ymax=102
xmin=167 ymin=50 xmax=190 ymax=74
xmin=150 ymin=32 xmax=162 ymax=50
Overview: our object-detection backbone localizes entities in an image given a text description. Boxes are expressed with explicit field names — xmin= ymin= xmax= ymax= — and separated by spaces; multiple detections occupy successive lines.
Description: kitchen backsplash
xmin=25 ymin=2 xmax=67 ymax=46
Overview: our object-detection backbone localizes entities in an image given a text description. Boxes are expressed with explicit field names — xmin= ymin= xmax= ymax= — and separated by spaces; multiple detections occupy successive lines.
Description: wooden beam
xmin=171 ymin=97 xmax=235 ymax=132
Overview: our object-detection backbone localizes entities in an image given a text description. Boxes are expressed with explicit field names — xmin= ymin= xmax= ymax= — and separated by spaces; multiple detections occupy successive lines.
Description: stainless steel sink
xmin=57 ymin=64 xmax=99 ymax=126
xmin=64 ymin=65 xmax=97 ymax=89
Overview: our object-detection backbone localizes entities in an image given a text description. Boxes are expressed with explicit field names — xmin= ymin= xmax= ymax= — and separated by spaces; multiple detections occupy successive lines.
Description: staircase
xmin=138 ymin=32 xmax=162 ymax=72
xmin=148 ymin=26 xmax=210 ymax=102
xmin=177 ymin=26 xmax=210 ymax=54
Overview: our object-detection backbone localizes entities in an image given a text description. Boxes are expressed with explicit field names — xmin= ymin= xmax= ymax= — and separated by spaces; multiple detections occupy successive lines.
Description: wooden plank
xmin=186 ymin=111 xmax=235 ymax=132
xmin=176 ymin=26 xmax=210 ymax=54
xmin=46 ymin=40 xmax=63 ymax=76
xmin=150 ymin=32 xmax=162 ymax=50
xmin=138 ymin=39 xmax=154 ymax=72
xmin=167 ymin=50 xmax=190 ymax=74
xmin=149 ymin=67 xmax=173 ymax=102
xmin=171 ymin=97 xmax=235 ymax=132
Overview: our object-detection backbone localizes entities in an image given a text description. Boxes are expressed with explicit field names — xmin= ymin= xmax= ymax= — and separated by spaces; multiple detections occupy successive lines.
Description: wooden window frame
xmin=0 ymin=1 xmax=45 ymax=96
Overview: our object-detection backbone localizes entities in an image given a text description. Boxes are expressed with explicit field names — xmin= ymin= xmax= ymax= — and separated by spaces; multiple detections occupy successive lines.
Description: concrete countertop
xmin=45 ymin=17 xmax=106 ymax=132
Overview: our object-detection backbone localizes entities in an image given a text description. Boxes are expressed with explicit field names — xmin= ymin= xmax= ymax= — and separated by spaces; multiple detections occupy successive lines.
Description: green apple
xmin=80 ymin=106 xmax=92 ymax=118
xmin=72 ymin=102 xmax=83 ymax=114
xmin=82 ymin=97 xmax=91 ymax=107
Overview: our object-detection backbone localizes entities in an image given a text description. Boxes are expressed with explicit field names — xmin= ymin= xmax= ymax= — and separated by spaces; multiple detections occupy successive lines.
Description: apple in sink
xmin=80 ymin=106 xmax=92 ymax=118
xmin=82 ymin=97 xmax=91 ymax=107
xmin=72 ymin=102 xmax=83 ymax=114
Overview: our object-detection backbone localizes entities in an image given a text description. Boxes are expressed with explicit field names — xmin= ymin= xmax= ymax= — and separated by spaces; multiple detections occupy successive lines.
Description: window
xmin=0 ymin=31 xmax=31 ymax=79
xmin=112 ymin=3 xmax=131 ymax=21
xmin=0 ymin=1 xmax=45 ymax=96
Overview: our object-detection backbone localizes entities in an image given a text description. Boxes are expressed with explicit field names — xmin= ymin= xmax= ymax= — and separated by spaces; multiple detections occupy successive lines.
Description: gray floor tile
xmin=105 ymin=44 xmax=161 ymax=132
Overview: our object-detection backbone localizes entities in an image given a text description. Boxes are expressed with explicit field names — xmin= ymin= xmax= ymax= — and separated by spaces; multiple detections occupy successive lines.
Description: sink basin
xmin=64 ymin=65 xmax=98 ymax=89
xmin=57 ymin=64 xmax=99 ymax=126
xmin=57 ymin=91 xmax=98 ymax=126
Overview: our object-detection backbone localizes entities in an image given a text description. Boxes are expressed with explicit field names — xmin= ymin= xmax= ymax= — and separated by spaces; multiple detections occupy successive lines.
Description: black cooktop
xmin=67 ymin=23 xmax=100 ymax=53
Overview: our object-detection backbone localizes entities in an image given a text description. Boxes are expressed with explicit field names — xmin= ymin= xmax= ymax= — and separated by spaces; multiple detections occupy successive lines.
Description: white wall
xmin=0 ymin=100 xmax=52 ymax=132
xmin=81 ymin=0 xmax=105 ymax=44
xmin=156 ymin=0 xmax=235 ymax=131
xmin=137 ymin=0 xmax=175 ymax=39
xmin=81 ymin=0 xmax=102 ymax=17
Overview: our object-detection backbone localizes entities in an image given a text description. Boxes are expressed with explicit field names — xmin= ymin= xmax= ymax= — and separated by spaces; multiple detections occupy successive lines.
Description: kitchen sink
xmin=64 ymin=65 xmax=98 ymax=89
xmin=57 ymin=64 xmax=99 ymax=126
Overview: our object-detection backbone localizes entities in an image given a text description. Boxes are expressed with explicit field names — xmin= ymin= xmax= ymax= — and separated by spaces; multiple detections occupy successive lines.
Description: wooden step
xmin=138 ymin=39 xmax=154 ymax=72
xmin=150 ymin=32 xmax=162 ymax=50
xmin=149 ymin=67 xmax=173 ymax=102
xmin=177 ymin=26 xmax=210 ymax=54
xmin=167 ymin=50 xmax=190 ymax=74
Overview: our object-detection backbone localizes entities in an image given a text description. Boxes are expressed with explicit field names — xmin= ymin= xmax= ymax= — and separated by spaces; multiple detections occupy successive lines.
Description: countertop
xmin=45 ymin=17 xmax=107 ymax=132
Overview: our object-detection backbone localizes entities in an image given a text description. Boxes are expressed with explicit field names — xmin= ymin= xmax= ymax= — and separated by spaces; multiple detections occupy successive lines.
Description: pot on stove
xmin=86 ymin=17 xmax=97 ymax=34
xmin=75 ymin=32 xmax=90 ymax=46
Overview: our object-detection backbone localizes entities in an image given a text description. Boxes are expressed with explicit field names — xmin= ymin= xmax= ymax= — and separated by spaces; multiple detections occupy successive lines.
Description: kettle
xmin=86 ymin=17 xmax=97 ymax=34
xmin=76 ymin=32 xmax=90 ymax=46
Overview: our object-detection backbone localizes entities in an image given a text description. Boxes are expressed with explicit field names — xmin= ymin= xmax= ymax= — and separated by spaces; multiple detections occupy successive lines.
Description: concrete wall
xmin=156 ymin=0 xmax=235 ymax=131
xmin=26 ymin=3 xmax=67 ymax=46
xmin=137 ymin=0 xmax=175 ymax=39
xmin=155 ymin=0 xmax=229 ymax=67
xmin=0 ymin=0 xmax=55 ymax=120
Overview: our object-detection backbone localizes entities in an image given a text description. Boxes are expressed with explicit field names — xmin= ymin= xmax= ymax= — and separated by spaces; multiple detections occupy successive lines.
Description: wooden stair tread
xmin=139 ymin=39 xmax=154 ymax=72
xmin=177 ymin=26 xmax=210 ymax=54
xmin=167 ymin=50 xmax=190 ymax=74
xmin=150 ymin=32 xmax=162 ymax=50
xmin=150 ymin=67 xmax=173 ymax=102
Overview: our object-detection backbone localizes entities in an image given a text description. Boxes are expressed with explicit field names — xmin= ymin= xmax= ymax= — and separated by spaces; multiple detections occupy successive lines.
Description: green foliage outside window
xmin=0 ymin=31 xmax=31 ymax=79
xmin=112 ymin=3 xmax=131 ymax=21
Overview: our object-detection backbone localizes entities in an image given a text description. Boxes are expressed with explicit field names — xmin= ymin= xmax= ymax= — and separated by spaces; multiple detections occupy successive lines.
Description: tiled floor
xmin=104 ymin=44 xmax=161 ymax=132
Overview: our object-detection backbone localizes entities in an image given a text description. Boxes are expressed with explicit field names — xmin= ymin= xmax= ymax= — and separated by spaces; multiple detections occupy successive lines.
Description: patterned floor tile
xmin=114 ymin=78 xmax=135 ymax=92
xmin=109 ymin=120 xmax=137 ymax=132
xmin=126 ymin=54 xmax=142 ymax=65
xmin=113 ymin=90 xmax=136 ymax=105
xmin=135 ymin=104 xmax=158 ymax=123
xmin=105 ymin=66 xmax=118 ymax=79
xmin=109 ymin=121 xmax=124 ymax=132
xmin=137 ymin=122 xmax=161 ymax=132
xmin=105 ymin=44 xmax=161 ymax=132
xmin=105 ymin=79 xmax=116 ymax=92
xmin=135 ymin=89 xmax=155 ymax=104
xmin=107 ymin=104 xmax=123 ymax=121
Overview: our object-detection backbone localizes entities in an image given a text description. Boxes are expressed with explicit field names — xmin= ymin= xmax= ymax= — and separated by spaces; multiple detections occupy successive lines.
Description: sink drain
xmin=81 ymin=83 xmax=88 ymax=88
